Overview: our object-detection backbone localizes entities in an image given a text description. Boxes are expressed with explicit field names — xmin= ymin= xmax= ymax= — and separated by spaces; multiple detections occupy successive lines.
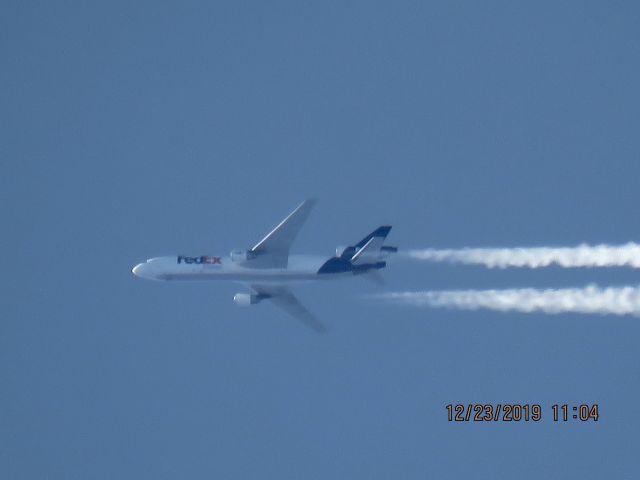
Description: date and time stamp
xmin=446 ymin=404 xmax=599 ymax=423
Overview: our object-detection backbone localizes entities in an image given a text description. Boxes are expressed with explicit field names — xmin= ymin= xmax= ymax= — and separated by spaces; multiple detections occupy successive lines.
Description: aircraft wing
xmin=249 ymin=199 xmax=316 ymax=268
xmin=250 ymin=283 xmax=327 ymax=333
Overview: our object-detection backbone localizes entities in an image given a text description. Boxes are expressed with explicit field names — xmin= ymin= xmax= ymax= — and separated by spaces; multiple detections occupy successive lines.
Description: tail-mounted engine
xmin=335 ymin=244 xmax=397 ymax=261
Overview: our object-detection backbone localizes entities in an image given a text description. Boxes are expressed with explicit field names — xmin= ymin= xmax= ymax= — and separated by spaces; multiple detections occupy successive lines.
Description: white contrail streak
xmin=403 ymin=243 xmax=640 ymax=269
xmin=374 ymin=285 xmax=640 ymax=316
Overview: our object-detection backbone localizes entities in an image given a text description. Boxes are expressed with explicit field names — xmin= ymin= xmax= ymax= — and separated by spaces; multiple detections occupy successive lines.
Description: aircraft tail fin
xmin=349 ymin=226 xmax=397 ymax=265
xmin=319 ymin=225 xmax=397 ymax=274
xmin=354 ymin=226 xmax=391 ymax=249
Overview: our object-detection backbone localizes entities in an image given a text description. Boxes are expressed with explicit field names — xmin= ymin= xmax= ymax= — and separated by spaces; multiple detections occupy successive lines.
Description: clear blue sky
xmin=2 ymin=1 xmax=640 ymax=478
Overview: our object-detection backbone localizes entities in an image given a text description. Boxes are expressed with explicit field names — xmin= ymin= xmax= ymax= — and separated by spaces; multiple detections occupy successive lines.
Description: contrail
xmin=373 ymin=285 xmax=640 ymax=316
xmin=403 ymin=243 xmax=640 ymax=269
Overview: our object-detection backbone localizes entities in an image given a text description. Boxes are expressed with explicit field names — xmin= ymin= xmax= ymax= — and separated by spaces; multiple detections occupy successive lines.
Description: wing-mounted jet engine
xmin=230 ymin=250 xmax=256 ymax=264
xmin=233 ymin=292 xmax=267 ymax=305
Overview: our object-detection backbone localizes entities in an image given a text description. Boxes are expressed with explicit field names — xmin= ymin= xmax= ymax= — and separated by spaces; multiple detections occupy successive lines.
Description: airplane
xmin=131 ymin=199 xmax=397 ymax=332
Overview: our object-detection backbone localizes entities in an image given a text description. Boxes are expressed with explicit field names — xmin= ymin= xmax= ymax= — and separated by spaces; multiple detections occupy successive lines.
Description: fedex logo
xmin=177 ymin=255 xmax=222 ymax=265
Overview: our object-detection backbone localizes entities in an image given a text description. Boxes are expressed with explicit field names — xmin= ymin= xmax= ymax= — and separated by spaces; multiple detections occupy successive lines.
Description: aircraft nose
xmin=132 ymin=263 xmax=144 ymax=276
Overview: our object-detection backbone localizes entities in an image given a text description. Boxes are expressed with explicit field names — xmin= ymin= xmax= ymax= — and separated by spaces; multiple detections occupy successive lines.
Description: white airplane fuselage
xmin=132 ymin=254 xmax=353 ymax=283
xmin=131 ymin=199 xmax=395 ymax=331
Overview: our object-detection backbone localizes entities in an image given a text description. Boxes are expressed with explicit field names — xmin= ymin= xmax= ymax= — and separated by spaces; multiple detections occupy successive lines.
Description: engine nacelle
xmin=233 ymin=293 xmax=260 ymax=306
xmin=230 ymin=249 xmax=255 ymax=263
